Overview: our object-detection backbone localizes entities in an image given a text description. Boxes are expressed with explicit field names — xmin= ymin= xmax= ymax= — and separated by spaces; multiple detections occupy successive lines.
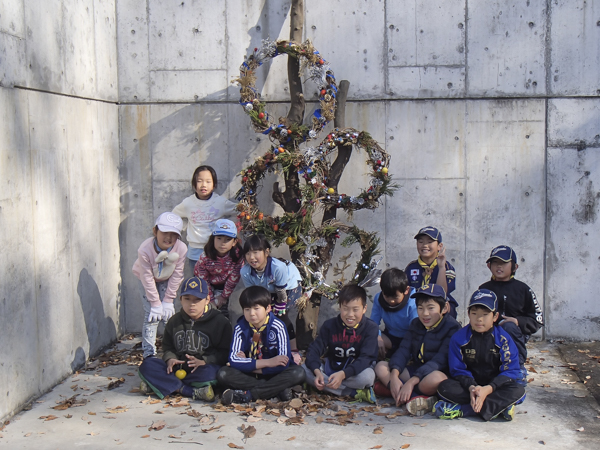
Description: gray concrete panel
xmin=0 ymin=88 xmax=38 ymax=418
xmin=547 ymin=147 xmax=600 ymax=339
xmin=148 ymin=0 xmax=227 ymax=71
xmin=386 ymin=100 xmax=466 ymax=179
xmin=0 ymin=31 xmax=27 ymax=87
xmin=93 ymin=0 xmax=119 ymax=100
xmin=548 ymin=98 xmax=600 ymax=149
xmin=119 ymin=105 xmax=154 ymax=333
xmin=387 ymin=0 xmax=465 ymax=67
xmin=116 ymin=0 xmax=151 ymax=101
xmin=550 ymin=1 xmax=600 ymax=96
xmin=305 ymin=0 xmax=385 ymax=99
xmin=467 ymin=0 xmax=546 ymax=96
xmin=0 ymin=0 xmax=25 ymax=37
xmin=388 ymin=66 xmax=465 ymax=98
xmin=149 ymin=69 xmax=228 ymax=102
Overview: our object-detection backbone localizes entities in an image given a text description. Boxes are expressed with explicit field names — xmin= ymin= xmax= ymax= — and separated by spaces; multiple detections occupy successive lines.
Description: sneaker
xmin=373 ymin=381 xmax=392 ymax=397
xmin=278 ymin=388 xmax=293 ymax=402
xmin=502 ymin=404 xmax=515 ymax=421
xmin=139 ymin=380 xmax=151 ymax=395
xmin=433 ymin=400 xmax=463 ymax=420
xmin=192 ymin=385 xmax=215 ymax=402
xmin=354 ymin=386 xmax=377 ymax=404
xmin=516 ymin=365 xmax=528 ymax=387
xmin=221 ymin=389 xmax=252 ymax=405
xmin=406 ymin=395 xmax=437 ymax=416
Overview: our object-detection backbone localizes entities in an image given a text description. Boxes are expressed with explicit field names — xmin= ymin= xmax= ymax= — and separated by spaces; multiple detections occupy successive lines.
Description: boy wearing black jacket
xmin=376 ymin=284 xmax=461 ymax=415
xmin=304 ymin=284 xmax=379 ymax=403
xmin=479 ymin=245 xmax=543 ymax=384
xmin=138 ymin=277 xmax=232 ymax=401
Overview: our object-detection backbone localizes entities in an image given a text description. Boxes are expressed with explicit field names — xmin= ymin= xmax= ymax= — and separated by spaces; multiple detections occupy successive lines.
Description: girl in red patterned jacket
xmin=193 ymin=219 xmax=243 ymax=318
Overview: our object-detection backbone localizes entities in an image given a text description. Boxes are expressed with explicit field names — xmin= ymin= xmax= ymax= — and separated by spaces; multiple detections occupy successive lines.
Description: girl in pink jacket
xmin=132 ymin=212 xmax=187 ymax=358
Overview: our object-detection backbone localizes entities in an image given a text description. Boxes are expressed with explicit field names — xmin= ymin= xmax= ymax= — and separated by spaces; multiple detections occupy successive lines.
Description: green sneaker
xmin=502 ymin=404 xmax=515 ymax=421
xmin=406 ymin=395 xmax=437 ymax=416
xmin=139 ymin=380 xmax=151 ymax=395
xmin=354 ymin=386 xmax=376 ymax=404
xmin=192 ymin=385 xmax=215 ymax=402
xmin=433 ymin=400 xmax=463 ymax=420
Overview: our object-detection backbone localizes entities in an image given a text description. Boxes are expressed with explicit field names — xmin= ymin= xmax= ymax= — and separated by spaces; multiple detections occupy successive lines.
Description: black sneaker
xmin=221 ymin=389 xmax=252 ymax=405
xmin=278 ymin=388 xmax=293 ymax=401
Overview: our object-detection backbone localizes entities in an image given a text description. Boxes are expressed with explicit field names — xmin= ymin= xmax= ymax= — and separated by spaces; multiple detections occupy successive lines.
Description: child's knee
xmin=374 ymin=361 xmax=389 ymax=377
xmin=288 ymin=365 xmax=306 ymax=385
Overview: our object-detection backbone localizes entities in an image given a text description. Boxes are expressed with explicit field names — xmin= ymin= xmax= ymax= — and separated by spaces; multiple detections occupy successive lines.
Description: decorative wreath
xmin=235 ymin=39 xmax=397 ymax=297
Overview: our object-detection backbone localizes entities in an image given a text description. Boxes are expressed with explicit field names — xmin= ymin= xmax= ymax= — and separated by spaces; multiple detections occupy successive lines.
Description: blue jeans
xmin=139 ymin=280 xmax=168 ymax=358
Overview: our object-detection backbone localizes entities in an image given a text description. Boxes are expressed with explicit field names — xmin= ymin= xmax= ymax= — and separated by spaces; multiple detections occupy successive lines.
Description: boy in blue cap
xmin=479 ymin=245 xmax=543 ymax=385
xmin=138 ymin=276 xmax=232 ymax=401
xmin=405 ymin=226 xmax=458 ymax=318
xmin=433 ymin=289 xmax=525 ymax=421
xmin=375 ymin=284 xmax=461 ymax=415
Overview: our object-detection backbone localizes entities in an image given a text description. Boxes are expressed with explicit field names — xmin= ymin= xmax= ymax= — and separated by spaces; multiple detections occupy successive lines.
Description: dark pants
xmin=217 ymin=365 xmax=305 ymax=400
xmin=437 ymin=378 xmax=525 ymax=421
xmin=139 ymin=357 xmax=220 ymax=399
xmin=501 ymin=322 xmax=529 ymax=365
xmin=270 ymin=285 xmax=302 ymax=341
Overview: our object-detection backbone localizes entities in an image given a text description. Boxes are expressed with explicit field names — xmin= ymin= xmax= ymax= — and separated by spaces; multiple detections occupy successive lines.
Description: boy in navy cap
xmin=479 ymin=245 xmax=543 ymax=385
xmin=405 ymin=226 xmax=458 ymax=318
xmin=375 ymin=284 xmax=461 ymax=415
xmin=433 ymin=289 xmax=525 ymax=421
xmin=138 ymin=276 xmax=232 ymax=401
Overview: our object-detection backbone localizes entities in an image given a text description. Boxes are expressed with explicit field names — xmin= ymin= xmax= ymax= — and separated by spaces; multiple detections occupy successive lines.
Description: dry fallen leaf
xmin=24 ymin=433 xmax=32 ymax=437
xmin=149 ymin=420 xmax=166 ymax=431
xmin=373 ymin=426 xmax=384 ymax=434
xmin=88 ymin=412 xmax=96 ymax=415
xmin=241 ymin=424 xmax=256 ymax=440
xmin=88 ymin=432 xmax=98 ymax=436
xmin=141 ymin=435 xmax=150 ymax=438
xmin=315 ymin=417 xmax=324 ymax=424
xmin=107 ymin=378 xmax=125 ymax=390
xmin=401 ymin=432 xmax=416 ymax=437
xmin=369 ymin=446 xmax=383 ymax=449
xmin=106 ymin=406 xmax=129 ymax=414
xmin=247 ymin=416 xmax=261 ymax=423
xmin=227 ymin=444 xmax=244 ymax=449
xmin=401 ymin=445 xmax=411 ymax=449
xmin=287 ymin=436 xmax=296 ymax=441
xmin=289 ymin=398 xmax=303 ymax=409
xmin=284 ymin=408 xmax=297 ymax=418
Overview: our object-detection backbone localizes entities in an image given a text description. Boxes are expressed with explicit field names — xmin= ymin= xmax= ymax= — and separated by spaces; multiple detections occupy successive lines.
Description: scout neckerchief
xmin=342 ymin=319 xmax=360 ymax=340
xmin=417 ymin=315 xmax=444 ymax=363
xmin=417 ymin=256 xmax=438 ymax=286
xmin=250 ymin=315 xmax=270 ymax=359
xmin=153 ymin=239 xmax=173 ymax=277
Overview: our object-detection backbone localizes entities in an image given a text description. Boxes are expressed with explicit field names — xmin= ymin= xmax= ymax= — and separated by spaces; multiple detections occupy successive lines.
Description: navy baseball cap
xmin=411 ymin=284 xmax=447 ymax=300
xmin=180 ymin=277 xmax=209 ymax=299
xmin=486 ymin=245 xmax=517 ymax=264
xmin=468 ymin=289 xmax=497 ymax=312
xmin=212 ymin=218 xmax=238 ymax=238
xmin=414 ymin=226 xmax=442 ymax=243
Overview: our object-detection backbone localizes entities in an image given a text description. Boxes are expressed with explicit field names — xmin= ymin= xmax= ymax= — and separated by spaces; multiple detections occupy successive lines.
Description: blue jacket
xmin=370 ymin=289 xmax=418 ymax=339
xmin=389 ymin=314 xmax=461 ymax=380
xmin=240 ymin=257 xmax=302 ymax=293
xmin=448 ymin=324 xmax=521 ymax=391
xmin=228 ymin=312 xmax=292 ymax=375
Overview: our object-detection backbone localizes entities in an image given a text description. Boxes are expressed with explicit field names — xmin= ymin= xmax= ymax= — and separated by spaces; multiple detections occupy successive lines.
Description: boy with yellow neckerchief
xmin=216 ymin=286 xmax=305 ymax=404
xmin=405 ymin=226 xmax=458 ymax=318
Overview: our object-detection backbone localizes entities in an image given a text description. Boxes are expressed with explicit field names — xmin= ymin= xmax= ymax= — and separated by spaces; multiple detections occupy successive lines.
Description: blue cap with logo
xmin=468 ymin=289 xmax=497 ymax=312
xmin=414 ymin=226 xmax=442 ymax=243
xmin=212 ymin=218 xmax=238 ymax=239
xmin=486 ymin=245 xmax=517 ymax=264
xmin=180 ymin=276 xmax=209 ymax=299
xmin=410 ymin=283 xmax=447 ymax=300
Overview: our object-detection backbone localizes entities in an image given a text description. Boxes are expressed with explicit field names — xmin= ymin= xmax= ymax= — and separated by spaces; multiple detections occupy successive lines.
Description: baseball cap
xmin=486 ymin=245 xmax=517 ymax=264
xmin=155 ymin=212 xmax=183 ymax=236
xmin=212 ymin=218 xmax=238 ymax=238
xmin=468 ymin=289 xmax=497 ymax=312
xmin=410 ymin=283 xmax=447 ymax=300
xmin=180 ymin=277 xmax=209 ymax=299
xmin=414 ymin=226 xmax=442 ymax=243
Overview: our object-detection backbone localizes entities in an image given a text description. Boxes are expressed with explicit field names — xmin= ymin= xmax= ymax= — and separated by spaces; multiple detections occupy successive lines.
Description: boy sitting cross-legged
xmin=374 ymin=284 xmax=461 ymax=415
xmin=434 ymin=289 xmax=525 ymax=421
xmin=303 ymin=284 xmax=379 ymax=403
xmin=216 ymin=286 xmax=305 ymax=404
xmin=138 ymin=276 xmax=232 ymax=401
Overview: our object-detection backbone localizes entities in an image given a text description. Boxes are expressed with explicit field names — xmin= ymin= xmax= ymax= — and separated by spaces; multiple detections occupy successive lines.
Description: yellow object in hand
xmin=175 ymin=369 xmax=186 ymax=380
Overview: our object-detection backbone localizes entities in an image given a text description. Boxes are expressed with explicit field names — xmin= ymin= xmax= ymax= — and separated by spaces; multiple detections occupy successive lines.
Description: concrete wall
xmin=0 ymin=0 xmax=120 ymax=420
xmin=117 ymin=0 xmax=599 ymax=337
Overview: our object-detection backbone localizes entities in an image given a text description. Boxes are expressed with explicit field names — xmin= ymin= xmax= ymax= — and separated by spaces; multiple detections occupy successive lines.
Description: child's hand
xmin=235 ymin=351 xmax=246 ymax=358
xmin=161 ymin=301 xmax=175 ymax=321
xmin=148 ymin=305 xmax=163 ymax=322
xmin=470 ymin=385 xmax=493 ymax=413
xmin=436 ymin=243 xmax=446 ymax=265
xmin=397 ymin=379 xmax=418 ymax=405
xmin=166 ymin=358 xmax=185 ymax=374
xmin=390 ymin=376 xmax=404 ymax=406
xmin=326 ymin=371 xmax=346 ymax=390
xmin=215 ymin=295 xmax=226 ymax=308
xmin=185 ymin=354 xmax=206 ymax=373
xmin=268 ymin=355 xmax=289 ymax=367
xmin=314 ymin=370 xmax=325 ymax=390
xmin=377 ymin=336 xmax=387 ymax=360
